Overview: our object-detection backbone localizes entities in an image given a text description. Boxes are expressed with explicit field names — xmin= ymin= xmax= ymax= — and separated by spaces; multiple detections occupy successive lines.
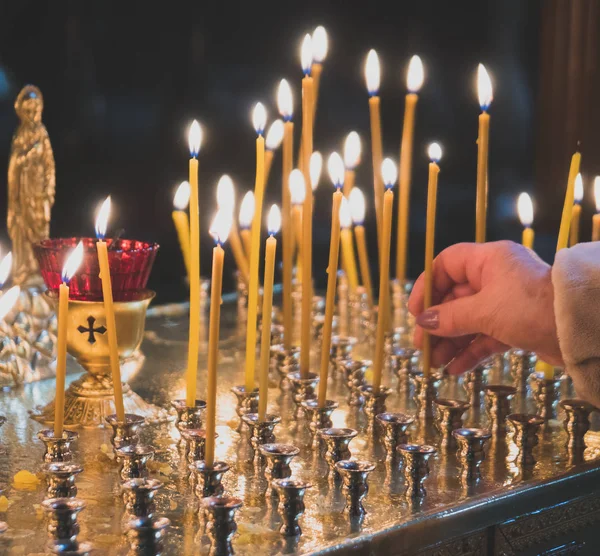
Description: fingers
xmin=429 ymin=336 xmax=475 ymax=368
xmin=414 ymin=294 xmax=486 ymax=337
xmin=446 ymin=335 xmax=508 ymax=376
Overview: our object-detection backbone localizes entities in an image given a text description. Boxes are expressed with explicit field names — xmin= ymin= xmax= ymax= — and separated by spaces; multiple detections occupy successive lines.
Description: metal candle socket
xmin=180 ymin=428 xmax=217 ymax=463
xmin=329 ymin=335 xmax=357 ymax=375
xmin=376 ymin=412 xmax=414 ymax=460
xmin=560 ymin=399 xmax=596 ymax=462
xmin=361 ymin=385 xmax=393 ymax=420
xmin=398 ymin=444 xmax=437 ymax=498
xmin=412 ymin=373 xmax=442 ymax=421
xmin=509 ymin=349 xmax=536 ymax=392
xmin=453 ymin=428 xmax=491 ymax=483
xmin=43 ymin=462 xmax=83 ymax=499
xmin=507 ymin=413 xmax=544 ymax=467
xmin=318 ymin=428 xmax=358 ymax=476
xmin=231 ymin=385 xmax=259 ymax=423
xmin=202 ymin=496 xmax=243 ymax=556
xmin=191 ymin=460 xmax=230 ymax=498
xmin=270 ymin=344 xmax=299 ymax=387
xmin=121 ymin=478 xmax=162 ymax=518
xmin=105 ymin=413 xmax=145 ymax=449
xmin=171 ymin=399 xmax=206 ymax=432
xmin=115 ymin=444 xmax=154 ymax=481
xmin=42 ymin=497 xmax=91 ymax=555
xmin=126 ymin=516 xmax=170 ymax=556
xmin=259 ymin=444 xmax=300 ymax=482
xmin=37 ymin=429 xmax=79 ymax=463
xmin=287 ymin=371 xmax=319 ymax=409
xmin=463 ymin=366 xmax=488 ymax=407
xmin=341 ymin=359 xmax=370 ymax=406
xmin=335 ymin=460 xmax=376 ymax=517
xmin=484 ymin=385 xmax=516 ymax=434
xmin=532 ymin=373 xmax=560 ymax=422
xmin=435 ymin=399 xmax=470 ymax=449
xmin=241 ymin=413 xmax=282 ymax=456
xmin=390 ymin=348 xmax=419 ymax=391
xmin=301 ymin=399 xmax=338 ymax=443
xmin=272 ymin=479 xmax=311 ymax=537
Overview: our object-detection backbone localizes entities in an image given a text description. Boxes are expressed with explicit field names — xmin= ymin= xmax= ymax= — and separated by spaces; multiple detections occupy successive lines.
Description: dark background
xmin=0 ymin=0 xmax=595 ymax=303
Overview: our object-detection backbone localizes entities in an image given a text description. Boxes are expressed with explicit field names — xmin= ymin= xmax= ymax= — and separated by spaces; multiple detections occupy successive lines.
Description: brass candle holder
xmin=272 ymin=479 xmax=311 ymax=537
xmin=390 ymin=348 xmax=419 ymax=392
xmin=287 ymin=371 xmax=319 ymax=413
xmin=121 ymin=477 xmax=162 ymax=519
xmin=398 ymin=444 xmax=436 ymax=499
xmin=115 ymin=444 xmax=154 ymax=481
xmin=231 ymin=385 xmax=259 ymax=429
xmin=463 ymin=365 xmax=488 ymax=408
xmin=270 ymin=344 xmax=299 ymax=388
xmin=507 ymin=413 xmax=544 ymax=468
xmin=335 ymin=459 xmax=376 ymax=518
xmin=509 ymin=349 xmax=536 ymax=392
xmin=259 ymin=444 xmax=299 ymax=483
xmin=435 ymin=399 xmax=470 ymax=450
xmin=42 ymin=497 xmax=91 ymax=556
xmin=319 ymin=427 xmax=358 ymax=478
xmin=43 ymin=462 xmax=83 ymax=499
xmin=171 ymin=399 xmax=206 ymax=432
xmin=532 ymin=372 xmax=561 ymax=422
xmin=106 ymin=413 xmax=145 ymax=449
xmin=180 ymin=429 xmax=216 ymax=464
xmin=329 ymin=335 xmax=357 ymax=377
xmin=484 ymin=385 xmax=516 ymax=435
xmin=453 ymin=428 xmax=491 ymax=483
xmin=202 ymin=496 xmax=243 ymax=556
xmin=301 ymin=399 xmax=338 ymax=445
xmin=37 ymin=429 xmax=78 ymax=463
xmin=191 ymin=460 xmax=230 ymax=498
xmin=560 ymin=399 xmax=595 ymax=464
xmin=361 ymin=385 xmax=393 ymax=420
xmin=412 ymin=372 xmax=442 ymax=421
xmin=340 ymin=359 xmax=370 ymax=406
xmin=376 ymin=412 xmax=414 ymax=461
xmin=241 ymin=413 xmax=282 ymax=458
xmin=126 ymin=516 xmax=170 ymax=556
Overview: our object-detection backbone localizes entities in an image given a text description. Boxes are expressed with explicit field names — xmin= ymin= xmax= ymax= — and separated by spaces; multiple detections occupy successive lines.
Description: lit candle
xmin=593 ymin=177 xmax=600 ymax=241
xmin=0 ymin=252 xmax=13 ymax=290
xmin=343 ymin=131 xmax=361 ymax=197
xmin=278 ymin=79 xmax=294 ymax=350
xmin=317 ymin=178 xmax=343 ymax=407
xmin=204 ymin=209 xmax=232 ymax=467
xmin=372 ymin=159 xmax=397 ymax=392
xmin=186 ymin=120 xmax=203 ymax=407
xmin=300 ymin=34 xmax=314 ymax=379
xmin=421 ymin=144 xmax=442 ymax=378
xmin=95 ymin=197 xmax=125 ymax=421
xmin=289 ymin=169 xmax=306 ymax=283
xmin=365 ymin=49 xmax=384 ymax=246
xmin=310 ymin=151 xmax=322 ymax=192
xmin=265 ymin=119 xmax=284 ymax=186
xmin=396 ymin=55 xmax=424 ymax=282
xmin=0 ymin=286 xmax=19 ymax=321
xmin=311 ymin=25 xmax=328 ymax=117
xmin=557 ymin=150 xmax=582 ymax=251
xmin=239 ymin=191 xmax=255 ymax=260
xmin=244 ymin=103 xmax=267 ymax=393
xmin=350 ymin=188 xmax=373 ymax=306
xmin=339 ymin=197 xmax=359 ymax=294
xmin=53 ymin=242 xmax=83 ymax=438
xmin=258 ymin=205 xmax=281 ymax=421
xmin=518 ymin=193 xmax=535 ymax=250
xmin=569 ymin=173 xmax=584 ymax=246
xmin=217 ymin=175 xmax=249 ymax=284
xmin=172 ymin=181 xmax=191 ymax=280
xmin=475 ymin=64 xmax=493 ymax=243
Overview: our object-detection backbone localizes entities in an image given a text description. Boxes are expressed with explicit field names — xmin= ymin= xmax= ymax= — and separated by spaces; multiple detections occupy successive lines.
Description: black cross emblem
xmin=77 ymin=316 xmax=107 ymax=345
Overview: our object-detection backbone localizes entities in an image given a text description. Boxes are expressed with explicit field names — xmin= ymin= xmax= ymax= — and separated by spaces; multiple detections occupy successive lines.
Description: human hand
xmin=408 ymin=241 xmax=562 ymax=375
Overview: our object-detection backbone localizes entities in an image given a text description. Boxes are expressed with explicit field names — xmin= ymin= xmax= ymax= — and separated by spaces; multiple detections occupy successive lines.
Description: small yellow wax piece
xmin=13 ymin=469 xmax=41 ymax=489
xmin=0 ymin=495 xmax=9 ymax=512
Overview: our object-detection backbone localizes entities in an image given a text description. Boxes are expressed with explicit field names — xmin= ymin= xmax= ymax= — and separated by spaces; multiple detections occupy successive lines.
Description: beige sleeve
xmin=553 ymin=242 xmax=600 ymax=408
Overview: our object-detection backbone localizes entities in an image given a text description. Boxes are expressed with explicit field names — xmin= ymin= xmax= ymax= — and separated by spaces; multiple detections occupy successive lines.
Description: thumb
xmin=415 ymin=294 xmax=485 ymax=337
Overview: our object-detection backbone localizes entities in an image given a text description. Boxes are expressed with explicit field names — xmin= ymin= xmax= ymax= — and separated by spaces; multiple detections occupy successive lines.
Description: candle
xmin=217 ymin=175 xmax=249 ymax=283
xmin=421 ymin=144 xmax=442 ymax=378
xmin=244 ymin=102 xmax=267 ymax=393
xmin=300 ymin=34 xmax=314 ymax=379
xmin=569 ymin=173 xmax=584 ymax=246
xmin=53 ymin=243 xmax=83 ymax=438
xmin=557 ymin=150 xmax=582 ymax=251
xmin=365 ymin=49 xmax=384 ymax=246
xmin=311 ymin=25 xmax=328 ymax=117
xmin=372 ymin=158 xmax=397 ymax=392
xmin=396 ymin=55 xmax=424 ymax=282
xmin=239 ymin=191 xmax=255 ymax=260
xmin=172 ymin=181 xmax=191 ymax=280
xmin=350 ymin=188 xmax=373 ymax=306
xmin=258 ymin=205 xmax=281 ymax=421
xmin=339 ymin=197 xmax=359 ymax=295
xmin=95 ymin=197 xmax=126 ymax=421
xmin=204 ymin=210 xmax=232 ymax=467
xmin=265 ymin=119 xmax=284 ymax=186
xmin=475 ymin=64 xmax=493 ymax=243
xmin=0 ymin=252 xmax=13 ymax=289
xmin=278 ymin=79 xmax=294 ymax=350
xmin=343 ymin=131 xmax=361 ymax=197
xmin=309 ymin=151 xmax=322 ymax=192
xmin=593 ymin=177 xmax=600 ymax=241
xmin=289 ymin=169 xmax=306 ymax=284
xmin=317 ymin=183 xmax=343 ymax=407
xmin=517 ymin=193 xmax=535 ymax=250
xmin=0 ymin=286 xmax=19 ymax=321
xmin=186 ymin=120 xmax=203 ymax=407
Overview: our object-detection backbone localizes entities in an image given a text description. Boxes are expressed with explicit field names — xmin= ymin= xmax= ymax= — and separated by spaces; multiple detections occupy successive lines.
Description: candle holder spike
xmin=361 ymin=385 xmax=393 ymax=420
xmin=191 ymin=460 xmax=230 ymax=498
xmin=42 ymin=497 xmax=91 ymax=555
xmin=105 ymin=413 xmax=145 ymax=449
xmin=376 ymin=412 xmax=414 ymax=461
xmin=509 ymin=349 xmax=536 ymax=392
xmin=115 ymin=444 xmax=154 ymax=481
xmin=341 ymin=359 xmax=370 ymax=406
xmin=43 ymin=462 xmax=83 ymax=499
xmin=484 ymin=385 xmax=516 ymax=435
xmin=560 ymin=399 xmax=595 ymax=464
xmin=241 ymin=413 xmax=282 ymax=458
xmin=453 ymin=428 xmax=491 ymax=483
xmin=398 ymin=444 xmax=436 ymax=499
xmin=507 ymin=413 xmax=544 ymax=468
xmin=121 ymin=477 xmax=162 ymax=519
xmin=37 ymin=429 xmax=78 ymax=463
xmin=318 ymin=427 xmax=358 ymax=477
xmin=435 ymin=399 xmax=470 ymax=449
xmin=171 ymin=399 xmax=206 ymax=432
xmin=202 ymin=495 xmax=243 ymax=556
xmin=335 ymin=460 xmax=376 ymax=518
xmin=126 ymin=516 xmax=170 ymax=556
xmin=301 ymin=399 xmax=338 ymax=445
xmin=272 ymin=479 xmax=311 ymax=537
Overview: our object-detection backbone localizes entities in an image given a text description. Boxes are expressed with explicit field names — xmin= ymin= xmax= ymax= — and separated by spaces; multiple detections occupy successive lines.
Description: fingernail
xmin=416 ymin=309 xmax=439 ymax=330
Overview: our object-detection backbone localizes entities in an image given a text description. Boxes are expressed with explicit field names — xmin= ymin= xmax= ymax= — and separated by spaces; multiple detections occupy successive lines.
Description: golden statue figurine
xmin=7 ymin=85 xmax=56 ymax=286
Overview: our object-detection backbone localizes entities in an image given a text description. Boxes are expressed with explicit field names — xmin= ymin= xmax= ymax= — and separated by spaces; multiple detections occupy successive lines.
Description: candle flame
xmin=594 ymin=176 xmax=600 ymax=213
xmin=0 ymin=286 xmax=20 ymax=321
xmin=381 ymin=158 xmax=397 ymax=189
xmin=477 ymin=63 xmax=493 ymax=111
xmin=428 ymin=142 xmax=442 ymax=163
xmin=339 ymin=196 xmax=352 ymax=229
xmin=267 ymin=204 xmax=282 ymax=235
xmin=253 ymin=102 xmax=267 ymax=135
xmin=311 ymin=26 xmax=328 ymax=63
xmin=301 ymin=34 xmax=313 ymax=75
xmin=61 ymin=241 xmax=84 ymax=284
xmin=517 ymin=193 xmax=534 ymax=227
xmin=0 ymin=252 xmax=12 ymax=288
xmin=239 ymin=191 xmax=255 ymax=229
xmin=173 ymin=181 xmax=191 ymax=211
xmin=289 ymin=169 xmax=306 ymax=205
xmin=349 ymin=187 xmax=366 ymax=225
xmin=327 ymin=152 xmax=345 ymax=189
xmin=365 ymin=49 xmax=380 ymax=96
xmin=343 ymin=131 xmax=361 ymax=169
xmin=216 ymin=175 xmax=235 ymax=213
xmin=407 ymin=55 xmax=424 ymax=93
xmin=188 ymin=120 xmax=202 ymax=157
xmin=277 ymin=79 xmax=293 ymax=120
xmin=210 ymin=209 xmax=232 ymax=245
xmin=310 ymin=151 xmax=322 ymax=190
xmin=266 ymin=119 xmax=284 ymax=151
xmin=95 ymin=196 xmax=111 ymax=239
xmin=574 ymin=173 xmax=584 ymax=204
